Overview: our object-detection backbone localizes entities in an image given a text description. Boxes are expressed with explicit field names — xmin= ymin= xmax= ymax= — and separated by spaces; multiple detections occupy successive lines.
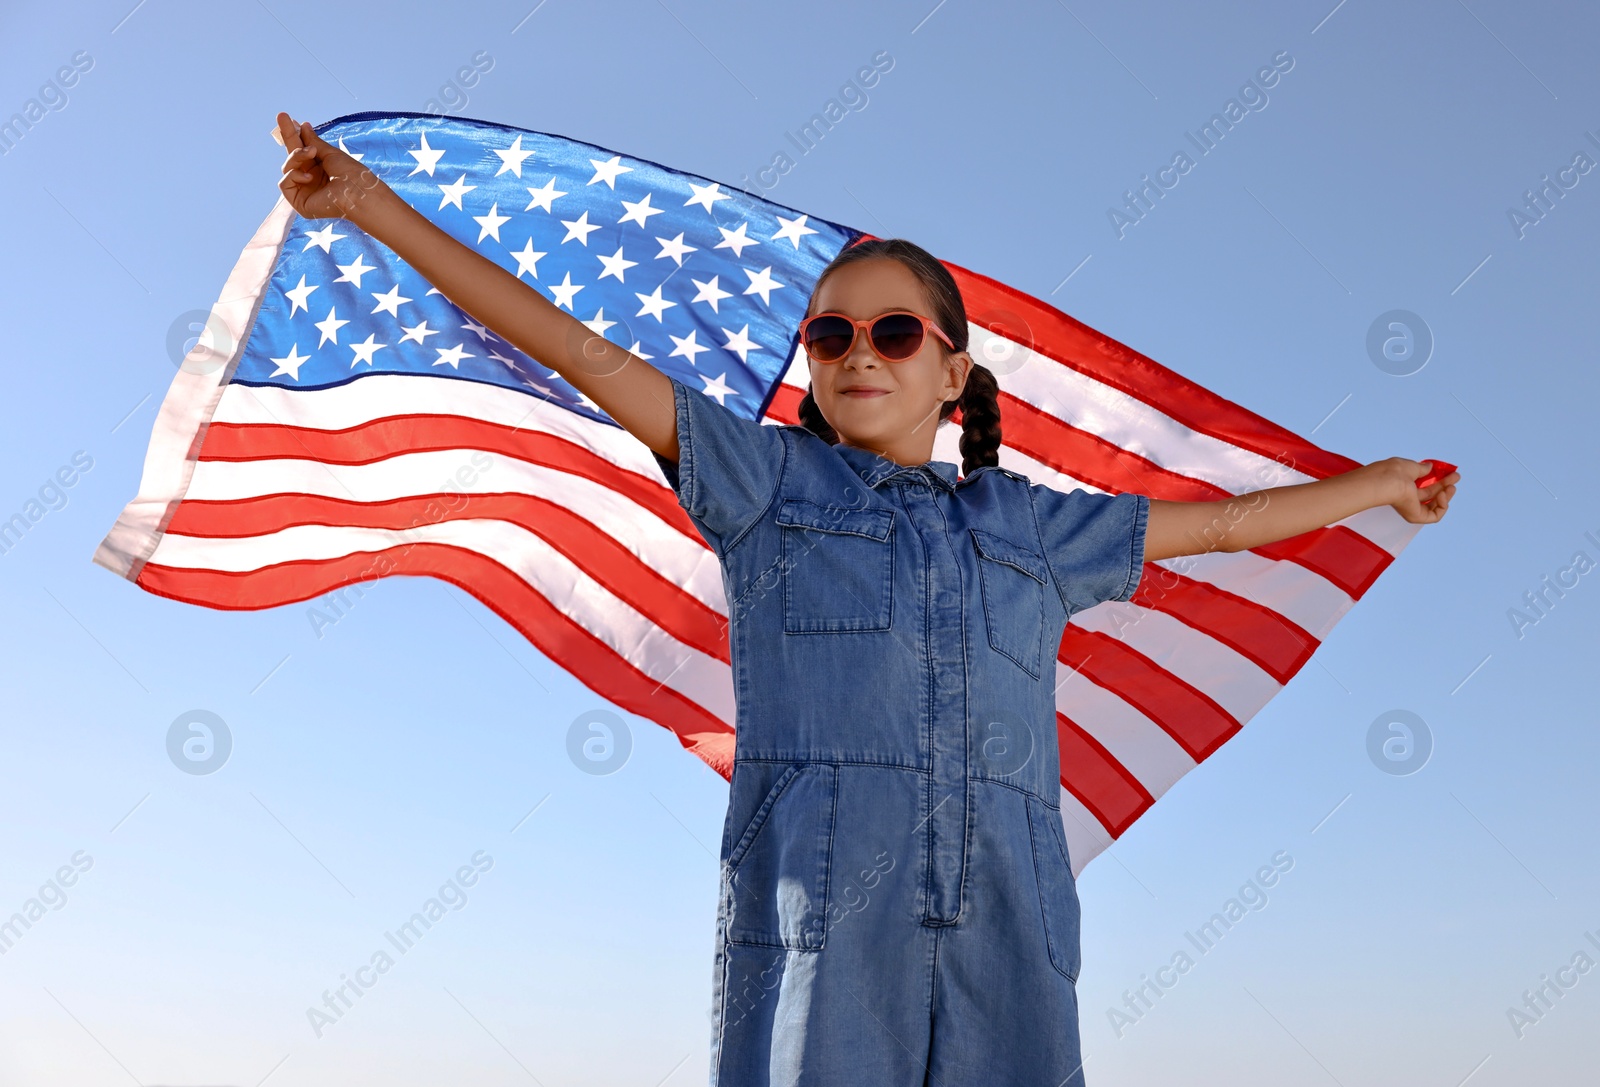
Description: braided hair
xmin=796 ymin=238 xmax=1002 ymax=477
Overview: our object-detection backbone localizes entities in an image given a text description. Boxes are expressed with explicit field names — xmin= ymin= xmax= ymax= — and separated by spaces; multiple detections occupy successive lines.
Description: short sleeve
xmin=651 ymin=375 xmax=787 ymax=554
xmin=1029 ymin=484 xmax=1150 ymax=617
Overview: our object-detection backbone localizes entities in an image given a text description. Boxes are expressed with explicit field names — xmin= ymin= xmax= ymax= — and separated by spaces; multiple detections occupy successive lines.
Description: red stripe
xmin=135 ymin=543 xmax=739 ymax=780
xmin=855 ymin=234 xmax=1361 ymax=480
xmin=1057 ymin=714 xmax=1155 ymax=838
xmin=166 ymin=491 xmax=732 ymax=667
xmin=1059 ymin=626 xmax=1241 ymax=763
xmin=767 ymin=382 xmax=805 ymax=425
xmin=1128 ymin=564 xmax=1319 ymax=687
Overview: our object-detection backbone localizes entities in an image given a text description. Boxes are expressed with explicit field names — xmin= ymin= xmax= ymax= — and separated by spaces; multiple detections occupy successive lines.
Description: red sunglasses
xmin=799 ymin=310 xmax=956 ymax=363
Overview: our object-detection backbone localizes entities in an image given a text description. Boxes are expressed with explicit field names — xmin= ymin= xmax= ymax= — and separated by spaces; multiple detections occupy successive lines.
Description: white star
xmin=654 ymin=232 xmax=697 ymax=266
xmin=283 ymin=275 xmax=318 ymax=317
xmin=587 ymin=155 xmax=633 ymax=189
xmin=524 ymin=177 xmax=566 ymax=212
xmin=268 ymin=342 xmax=312 ymax=381
xmin=438 ymin=173 xmax=477 ymax=211
xmin=742 ymin=265 xmax=786 ymax=306
xmin=349 ymin=333 xmax=387 ymax=368
xmin=715 ymin=222 xmax=759 ymax=259
xmin=720 ymin=324 xmax=762 ymax=364
xmin=333 ymin=253 xmax=375 ymax=288
xmin=302 ymin=223 xmax=345 ymax=254
xmin=627 ymin=340 xmax=655 ymax=361
xmin=406 ymin=130 xmax=446 ymax=176
xmin=596 ymin=246 xmax=637 ymax=283
xmin=433 ymin=343 xmax=476 ymax=369
xmin=473 ymin=202 xmax=511 ymax=243
xmin=771 ymin=214 xmax=818 ymax=248
xmin=618 ymin=192 xmax=665 ymax=228
xmin=487 ymin=348 xmax=517 ymax=367
xmin=492 ymin=135 xmax=536 ymax=177
xmin=582 ymin=308 xmax=617 ymax=337
xmin=634 ymin=285 xmax=678 ymax=322
xmin=370 ymin=284 xmax=412 ymax=318
xmin=460 ymin=316 xmax=497 ymax=343
xmin=399 ymin=320 xmax=439 ymax=346
xmin=507 ymin=359 xmax=560 ymax=395
xmin=510 ymin=237 xmax=547 ymax=279
xmin=548 ymin=272 xmax=584 ymax=310
xmin=684 ymin=181 xmax=731 ymax=213
xmin=690 ymin=275 xmax=733 ymax=313
xmin=668 ymin=329 xmax=710 ymax=365
xmin=559 ymin=210 xmax=603 ymax=246
xmin=697 ymin=371 xmax=738 ymax=406
xmin=337 ymin=136 xmax=364 ymax=162
xmin=313 ymin=306 xmax=348 ymax=347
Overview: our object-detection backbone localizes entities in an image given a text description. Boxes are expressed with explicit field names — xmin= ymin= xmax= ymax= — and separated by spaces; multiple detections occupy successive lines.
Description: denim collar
xmin=832 ymin=440 xmax=962 ymax=492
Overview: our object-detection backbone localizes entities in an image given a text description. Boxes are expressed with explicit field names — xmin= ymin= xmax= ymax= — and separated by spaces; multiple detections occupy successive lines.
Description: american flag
xmin=94 ymin=111 xmax=1421 ymax=876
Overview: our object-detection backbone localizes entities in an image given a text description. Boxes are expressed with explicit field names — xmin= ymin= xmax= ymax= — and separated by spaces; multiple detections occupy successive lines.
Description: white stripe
xmin=211 ymin=373 xmax=668 ymax=480
xmin=1054 ymin=659 xmax=1197 ymax=796
xmin=177 ymin=451 xmax=729 ymax=615
xmin=1130 ymin=545 xmax=1357 ymax=643
xmin=1057 ymin=788 xmax=1117 ymax=879
xmin=150 ymin=518 xmax=736 ymax=726
xmin=1069 ymin=603 xmax=1280 ymax=725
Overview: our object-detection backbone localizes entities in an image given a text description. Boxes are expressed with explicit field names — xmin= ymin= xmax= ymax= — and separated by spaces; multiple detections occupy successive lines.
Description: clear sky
xmin=1 ymin=1 xmax=1596 ymax=1084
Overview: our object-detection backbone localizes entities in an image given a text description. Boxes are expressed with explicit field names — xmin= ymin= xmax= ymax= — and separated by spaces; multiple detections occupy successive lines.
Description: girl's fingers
xmin=279 ymin=113 xmax=302 ymax=151
xmin=280 ymin=146 xmax=313 ymax=174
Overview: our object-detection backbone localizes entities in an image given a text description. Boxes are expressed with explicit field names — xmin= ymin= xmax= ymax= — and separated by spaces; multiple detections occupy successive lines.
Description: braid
xmin=798 ymin=385 xmax=838 ymax=445
xmin=953 ymin=362 xmax=1002 ymax=476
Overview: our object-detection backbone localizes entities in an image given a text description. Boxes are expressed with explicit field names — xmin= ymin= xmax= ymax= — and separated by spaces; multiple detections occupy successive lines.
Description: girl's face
xmin=806 ymin=257 xmax=972 ymax=467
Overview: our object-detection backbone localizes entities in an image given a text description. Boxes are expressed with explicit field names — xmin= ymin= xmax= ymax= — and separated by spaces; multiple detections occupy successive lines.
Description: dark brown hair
xmin=797 ymin=237 xmax=1001 ymax=477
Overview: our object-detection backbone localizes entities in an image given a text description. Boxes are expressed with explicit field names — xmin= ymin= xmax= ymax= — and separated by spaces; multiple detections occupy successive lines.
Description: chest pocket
xmin=970 ymin=528 xmax=1049 ymax=678
xmin=775 ymin=499 xmax=895 ymax=633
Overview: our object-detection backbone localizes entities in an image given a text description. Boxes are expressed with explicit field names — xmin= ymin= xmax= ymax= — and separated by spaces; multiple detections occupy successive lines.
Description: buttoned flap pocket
xmin=1025 ymin=793 xmax=1083 ymax=983
xmin=775 ymin=500 xmax=895 ymax=633
xmin=723 ymin=762 xmax=838 ymax=951
xmin=970 ymin=528 xmax=1049 ymax=678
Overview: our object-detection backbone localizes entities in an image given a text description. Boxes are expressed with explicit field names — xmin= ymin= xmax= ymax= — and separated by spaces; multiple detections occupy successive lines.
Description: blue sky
xmin=1 ymin=1 xmax=1597 ymax=1084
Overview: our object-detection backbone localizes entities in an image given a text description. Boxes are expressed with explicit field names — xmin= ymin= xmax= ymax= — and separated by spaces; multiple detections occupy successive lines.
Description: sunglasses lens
xmin=869 ymin=313 xmax=927 ymax=360
xmin=803 ymin=315 xmax=855 ymax=362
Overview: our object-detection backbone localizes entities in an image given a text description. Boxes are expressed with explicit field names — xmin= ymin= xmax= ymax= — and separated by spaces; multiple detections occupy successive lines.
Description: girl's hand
xmin=274 ymin=111 xmax=391 ymax=225
xmin=1380 ymin=457 xmax=1460 ymax=525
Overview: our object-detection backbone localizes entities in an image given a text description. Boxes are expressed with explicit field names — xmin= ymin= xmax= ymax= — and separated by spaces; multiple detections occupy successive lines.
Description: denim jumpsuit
xmin=653 ymin=376 xmax=1150 ymax=1087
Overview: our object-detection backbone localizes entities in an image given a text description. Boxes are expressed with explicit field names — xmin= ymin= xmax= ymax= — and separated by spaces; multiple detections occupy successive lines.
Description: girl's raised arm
xmin=273 ymin=111 xmax=680 ymax=462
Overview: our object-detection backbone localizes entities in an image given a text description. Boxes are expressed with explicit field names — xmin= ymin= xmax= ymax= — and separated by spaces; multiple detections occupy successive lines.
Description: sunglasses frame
xmin=799 ymin=309 xmax=956 ymax=364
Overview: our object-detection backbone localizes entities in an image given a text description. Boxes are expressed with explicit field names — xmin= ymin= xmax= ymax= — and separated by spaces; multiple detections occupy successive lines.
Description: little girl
xmin=275 ymin=113 xmax=1458 ymax=1086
